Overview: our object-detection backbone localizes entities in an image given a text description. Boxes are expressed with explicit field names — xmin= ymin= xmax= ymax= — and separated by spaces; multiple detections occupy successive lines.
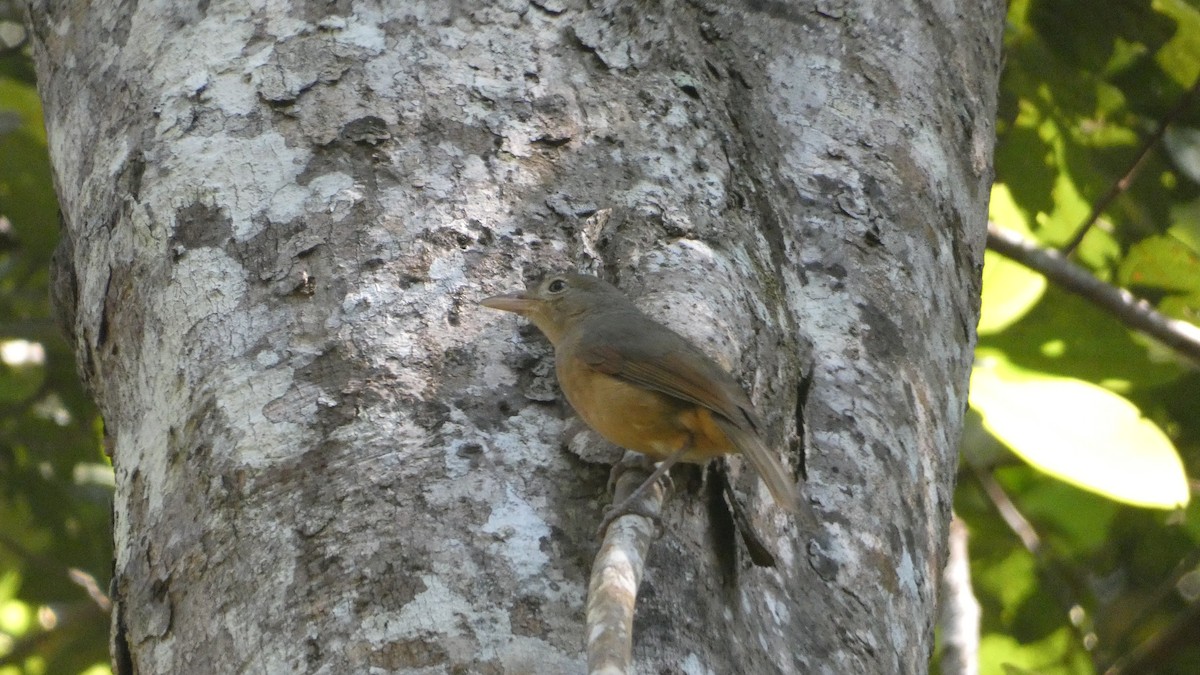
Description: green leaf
xmin=1029 ymin=0 xmax=1175 ymax=73
xmin=970 ymin=355 xmax=1189 ymax=509
xmin=975 ymin=547 xmax=1039 ymax=624
xmin=0 ymin=77 xmax=47 ymax=145
xmin=1157 ymin=293 xmax=1200 ymax=325
xmin=981 ymin=186 xmax=1048 ymax=335
xmin=1168 ymin=197 xmax=1200 ymax=254
xmin=1008 ymin=468 xmax=1120 ymax=552
xmin=0 ymin=75 xmax=59 ymax=263
xmin=1154 ymin=0 xmax=1200 ymax=88
xmin=978 ymin=285 xmax=1184 ymax=389
xmin=1115 ymin=234 xmax=1200 ymax=326
xmin=1117 ymin=234 xmax=1200 ymax=294
xmin=980 ymin=627 xmax=1093 ymax=675
xmin=0 ymin=346 xmax=45 ymax=404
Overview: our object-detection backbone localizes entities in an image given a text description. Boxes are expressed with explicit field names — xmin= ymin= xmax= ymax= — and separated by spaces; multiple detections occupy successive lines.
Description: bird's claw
xmin=605 ymin=454 xmax=672 ymax=495
xmin=596 ymin=498 xmax=665 ymax=539
xmin=598 ymin=457 xmax=674 ymax=538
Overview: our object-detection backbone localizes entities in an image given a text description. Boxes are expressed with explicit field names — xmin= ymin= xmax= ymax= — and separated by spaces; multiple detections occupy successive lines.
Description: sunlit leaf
xmin=1169 ymin=197 xmax=1200 ymax=254
xmin=1032 ymin=119 xmax=1094 ymax=245
xmin=970 ymin=355 xmax=1189 ymax=509
xmin=977 ymin=285 xmax=1184 ymax=388
xmin=1156 ymin=293 xmax=1200 ymax=325
xmin=1118 ymin=234 xmax=1200 ymax=294
xmin=980 ymin=627 xmax=1092 ymax=675
xmin=1154 ymin=0 xmax=1200 ymax=87
xmin=975 ymin=548 xmax=1039 ymax=624
xmin=0 ymin=597 xmax=32 ymax=635
xmin=982 ymin=186 xmax=1049 ymax=335
xmin=0 ymin=77 xmax=46 ymax=146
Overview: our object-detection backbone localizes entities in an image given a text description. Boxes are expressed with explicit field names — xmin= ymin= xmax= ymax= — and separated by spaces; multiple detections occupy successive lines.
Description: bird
xmin=480 ymin=272 xmax=805 ymax=531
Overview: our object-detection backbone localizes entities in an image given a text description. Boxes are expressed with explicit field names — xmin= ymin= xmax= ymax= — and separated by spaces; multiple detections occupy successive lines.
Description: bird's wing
xmin=578 ymin=333 xmax=801 ymax=513
xmin=578 ymin=343 xmax=751 ymax=427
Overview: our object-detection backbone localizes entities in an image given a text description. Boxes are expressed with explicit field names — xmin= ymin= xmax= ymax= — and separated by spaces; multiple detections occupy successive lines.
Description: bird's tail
xmin=714 ymin=417 xmax=816 ymax=526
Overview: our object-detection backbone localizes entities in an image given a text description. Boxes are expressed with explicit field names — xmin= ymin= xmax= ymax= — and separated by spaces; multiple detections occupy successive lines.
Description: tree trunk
xmin=29 ymin=0 xmax=1003 ymax=672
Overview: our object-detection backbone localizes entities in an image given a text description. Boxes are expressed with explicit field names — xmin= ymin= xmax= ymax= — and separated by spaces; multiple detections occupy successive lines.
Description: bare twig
xmin=987 ymin=222 xmax=1200 ymax=365
xmin=970 ymin=464 xmax=1040 ymax=553
xmin=1061 ymin=74 xmax=1200 ymax=256
xmin=0 ymin=533 xmax=112 ymax=612
xmin=939 ymin=514 xmax=981 ymax=675
xmin=586 ymin=453 xmax=667 ymax=675
xmin=68 ymin=568 xmax=112 ymax=612
xmin=968 ymin=465 xmax=1099 ymax=661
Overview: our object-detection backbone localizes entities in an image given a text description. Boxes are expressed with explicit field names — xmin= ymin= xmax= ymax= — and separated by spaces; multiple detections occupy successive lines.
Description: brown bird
xmin=480 ymin=272 xmax=803 ymax=528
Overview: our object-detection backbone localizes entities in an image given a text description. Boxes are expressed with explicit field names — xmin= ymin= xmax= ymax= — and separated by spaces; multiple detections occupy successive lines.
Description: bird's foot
xmin=597 ymin=456 xmax=676 ymax=538
xmin=597 ymin=492 xmax=665 ymax=539
xmin=605 ymin=453 xmax=671 ymax=495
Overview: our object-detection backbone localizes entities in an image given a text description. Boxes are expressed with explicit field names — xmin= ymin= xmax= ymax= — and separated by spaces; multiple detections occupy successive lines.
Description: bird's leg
xmin=598 ymin=439 xmax=692 ymax=537
xmin=605 ymin=452 xmax=671 ymax=495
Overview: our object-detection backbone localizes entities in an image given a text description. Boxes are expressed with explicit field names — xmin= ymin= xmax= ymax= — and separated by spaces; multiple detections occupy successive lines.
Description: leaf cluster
xmin=954 ymin=1 xmax=1200 ymax=673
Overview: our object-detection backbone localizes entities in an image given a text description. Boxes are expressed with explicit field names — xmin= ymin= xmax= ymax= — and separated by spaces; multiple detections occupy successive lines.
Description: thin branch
xmin=987 ymin=222 xmax=1200 ymax=365
xmin=586 ymin=453 xmax=667 ymax=675
xmin=970 ymin=464 xmax=1040 ymax=554
xmin=68 ymin=568 xmax=112 ymax=612
xmin=0 ymin=533 xmax=111 ymax=612
xmin=938 ymin=514 xmax=981 ymax=675
xmin=968 ymin=465 xmax=1099 ymax=661
xmin=1061 ymin=74 xmax=1200 ymax=256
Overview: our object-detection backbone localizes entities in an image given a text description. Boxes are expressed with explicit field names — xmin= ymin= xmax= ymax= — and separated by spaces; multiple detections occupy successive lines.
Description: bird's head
xmin=479 ymin=272 xmax=630 ymax=344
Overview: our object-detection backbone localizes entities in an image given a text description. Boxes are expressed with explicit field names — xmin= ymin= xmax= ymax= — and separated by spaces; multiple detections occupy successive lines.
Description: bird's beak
xmin=479 ymin=291 xmax=538 ymax=315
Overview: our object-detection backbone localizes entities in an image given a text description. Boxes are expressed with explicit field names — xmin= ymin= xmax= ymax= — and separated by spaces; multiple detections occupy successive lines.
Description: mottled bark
xmin=29 ymin=0 xmax=1003 ymax=672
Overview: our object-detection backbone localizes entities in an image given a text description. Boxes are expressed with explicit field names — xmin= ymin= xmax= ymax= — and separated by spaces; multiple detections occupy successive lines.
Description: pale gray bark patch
xmin=30 ymin=0 xmax=1003 ymax=672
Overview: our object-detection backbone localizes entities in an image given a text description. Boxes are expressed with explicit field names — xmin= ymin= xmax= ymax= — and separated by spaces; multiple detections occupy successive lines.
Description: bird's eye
xmin=546 ymin=278 xmax=567 ymax=293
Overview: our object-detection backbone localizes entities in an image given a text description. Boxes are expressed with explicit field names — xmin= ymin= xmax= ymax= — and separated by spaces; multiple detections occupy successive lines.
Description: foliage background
xmin=1 ymin=1 xmax=1199 ymax=673
xmin=0 ymin=6 xmax=112 ymax=674
xmin=950 ymin=0 xmax=1200 ymax=673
